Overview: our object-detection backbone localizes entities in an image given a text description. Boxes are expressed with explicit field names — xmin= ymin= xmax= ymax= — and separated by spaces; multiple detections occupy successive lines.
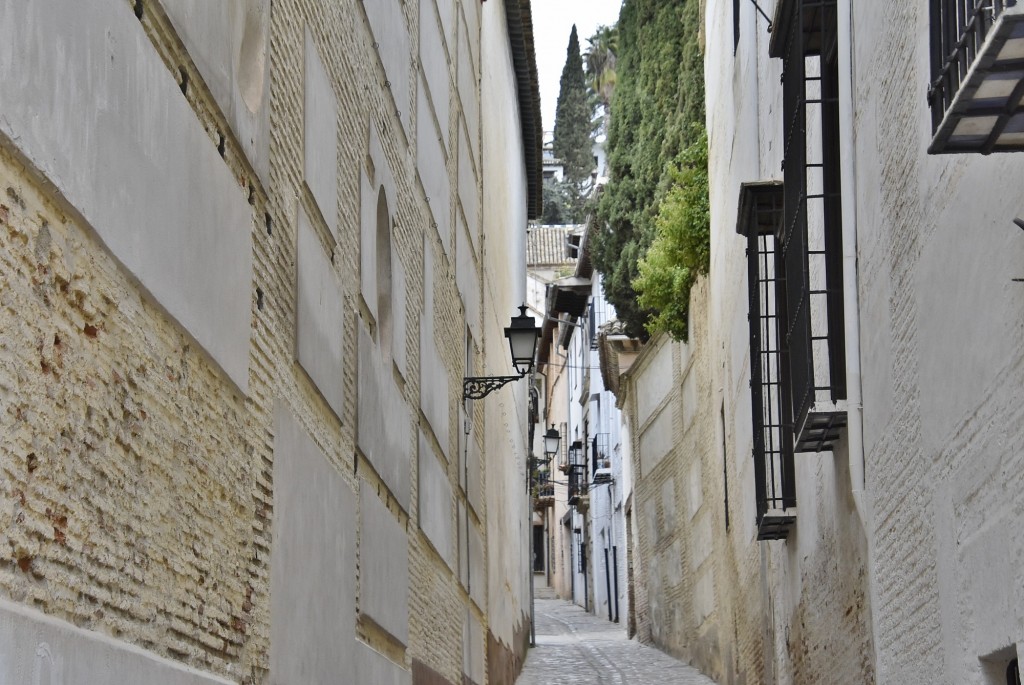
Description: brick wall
xmin=0 ymin=0 xmax=530 ymax=682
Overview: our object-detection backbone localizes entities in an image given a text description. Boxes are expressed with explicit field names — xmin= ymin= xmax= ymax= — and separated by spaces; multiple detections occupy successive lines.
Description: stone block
xmin=458 ymin=500 xmax=469 ymax=589
xmin=161 ymin=0 xmax=271 ymax=182
xmin=419 ymin=243 xmax=451 ymax=458
xmin=271 ymin=403 xmax=357 ymax=682
xmin=0 ymin=0 xmax=252 ymax=391
xmin=468 ymin=522 xmax=485 ymax=610
xmin=417 ymin=83 xmax=452 ymax=252
xmin=304 ymin=27 xmax=338 ymax=238
xmin=639 ymin=404 xmax=673 ymax=477
xmin=420 ymin=0 xmax=451 ymax=151
xmin=0 ymin=599 xmax=233 ymax=685
xmin=361 ymin=0 xmax=411 ymax=127
xmin=360 ymin=483 xmax=410 ymax=645
xmin=419 ymin=430 xmax=454 ymax=569
xmin=463 ymin=609 xmax=484 ymax=685
xmin=355 ymin=642 xmax=411 ymax=685
xmin=457 ymin=24 xmax=480 ymax=166
xmin=636 ymin=343 xmax=674 ymax=426
xmin=358 ymin=325 xmax=412 ymax=509
xmin=296 ymin=206 xmax=345 ymax=419
xmin=457 ymin=122 xmax=480 ymax=260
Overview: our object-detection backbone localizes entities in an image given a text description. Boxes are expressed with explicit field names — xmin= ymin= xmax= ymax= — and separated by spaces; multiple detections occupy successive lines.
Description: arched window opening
xmin=1008 ymin=658 xmax=1021 ymax=685
xmin=376 ymin=186 xmax=393 ymax=359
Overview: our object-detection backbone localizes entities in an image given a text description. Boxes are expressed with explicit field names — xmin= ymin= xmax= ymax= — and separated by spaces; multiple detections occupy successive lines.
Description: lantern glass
xmin=504 ymin=305 xmax=540 ymax=375
xmin=543 ymin=427 xmax=561 ymax=457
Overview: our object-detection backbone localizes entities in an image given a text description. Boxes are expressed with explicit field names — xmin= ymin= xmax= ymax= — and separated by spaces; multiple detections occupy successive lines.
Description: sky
xmin=531 ymin=0 xmax=624 ymax=133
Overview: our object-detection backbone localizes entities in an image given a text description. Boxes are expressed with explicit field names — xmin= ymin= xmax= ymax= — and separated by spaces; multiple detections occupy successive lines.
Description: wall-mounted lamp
xmin=463 ymin=305 xmax=540 ymax=399
xmin=543 ymin=426 xmax=561 ymax=459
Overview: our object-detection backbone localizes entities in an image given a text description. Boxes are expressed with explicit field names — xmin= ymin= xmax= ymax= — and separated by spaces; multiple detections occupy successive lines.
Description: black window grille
xmin=591 ymin=432 xmax=610 ymax=474
xmin=771 ymin=0 xmax=847 ymax=452
xmin=533 ymin=470 xmax=554 ymax=500
xmin=588 ymin=300 xmax=599 ymax=350
xmin=575 ymin=529 xmax=587 ymax=573
xmin=568 ymin=441 xmax=588 ymax=505
xmin=738 ymin=182 xmax=797 ymax=541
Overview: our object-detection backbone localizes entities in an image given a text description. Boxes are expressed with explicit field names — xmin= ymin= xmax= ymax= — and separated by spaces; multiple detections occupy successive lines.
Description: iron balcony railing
xmin=929 ymin=0 xmax=1018 ymax=132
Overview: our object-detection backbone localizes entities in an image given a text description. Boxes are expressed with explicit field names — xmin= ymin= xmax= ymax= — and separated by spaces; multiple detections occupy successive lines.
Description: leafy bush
xmin=634 ymin=128 xmax=709 ymax=340
xmin=591 ymin=0 xmax=706 ymax=340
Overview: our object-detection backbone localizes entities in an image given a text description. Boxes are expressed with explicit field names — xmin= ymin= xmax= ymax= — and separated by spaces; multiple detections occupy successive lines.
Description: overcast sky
xmin=531 ymin=0 xmax=623 ymax=133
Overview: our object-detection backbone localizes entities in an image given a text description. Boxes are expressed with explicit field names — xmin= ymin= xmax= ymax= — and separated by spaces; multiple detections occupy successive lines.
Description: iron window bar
xmin=772 ymin=0 xmax=848 ymax=452
xmin=738 ymin=182 xmax=798 ymax=541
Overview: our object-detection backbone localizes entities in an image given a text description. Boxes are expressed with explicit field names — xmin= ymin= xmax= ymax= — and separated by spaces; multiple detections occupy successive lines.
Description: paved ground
xmin=517 ymin=589 xmax=719 ymax=684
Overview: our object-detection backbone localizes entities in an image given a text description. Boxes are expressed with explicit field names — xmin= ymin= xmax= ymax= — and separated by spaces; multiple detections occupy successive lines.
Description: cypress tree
xmin=592 ymin=0 xmax=707 ymax=340
xmin=553 ymin=25 xmax=594 ymax=187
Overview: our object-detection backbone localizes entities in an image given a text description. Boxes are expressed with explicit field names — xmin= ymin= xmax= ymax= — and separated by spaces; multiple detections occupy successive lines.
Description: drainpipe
xmin=838 ymin=0 xmax=881 ymax=677
xmin=837 ymin=0 xmax=866 ymax=531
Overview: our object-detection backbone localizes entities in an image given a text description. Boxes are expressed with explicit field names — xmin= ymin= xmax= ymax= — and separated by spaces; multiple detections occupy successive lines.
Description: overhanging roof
xmin=736 ymin=181 xmax=784 ymax=238
xmin=504 ymin=0 xmax=543 ymax=219
xmin=549 ymin=276 xmax=591 ymax=319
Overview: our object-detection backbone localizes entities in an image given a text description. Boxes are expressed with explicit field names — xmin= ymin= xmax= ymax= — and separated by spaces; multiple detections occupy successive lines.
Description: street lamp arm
xmin=463 ymin=375 xmax=524 ymax=400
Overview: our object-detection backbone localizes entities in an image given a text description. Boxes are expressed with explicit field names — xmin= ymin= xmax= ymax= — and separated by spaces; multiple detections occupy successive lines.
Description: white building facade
xmin=645 ymin=0 xmax=1024 ymax=682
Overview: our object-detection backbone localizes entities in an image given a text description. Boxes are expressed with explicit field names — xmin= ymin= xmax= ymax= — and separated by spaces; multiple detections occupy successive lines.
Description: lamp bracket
xmin=463 ymin=375 xmax=523 ymax=400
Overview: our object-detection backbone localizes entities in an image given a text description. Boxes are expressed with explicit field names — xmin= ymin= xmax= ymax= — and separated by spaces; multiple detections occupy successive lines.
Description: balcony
xmin=929 ymin=1 xmax=1024 ymax=153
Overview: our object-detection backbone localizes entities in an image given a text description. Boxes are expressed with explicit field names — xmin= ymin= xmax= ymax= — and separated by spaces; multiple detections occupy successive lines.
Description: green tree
xmin=553 ymin=25 xmax=595 ymax=185
xmin=585 ymin=24 xmax=618 ymax=113
xmin=541 ymin=177 xmax=574 ymax=225
xmin=634 ymin=128 xmax=710 ymax=340
xmin=591 ymin=0 xmax=706 ymax=340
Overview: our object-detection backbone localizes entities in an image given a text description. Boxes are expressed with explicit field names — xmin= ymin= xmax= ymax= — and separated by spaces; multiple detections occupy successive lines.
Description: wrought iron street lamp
xmin=543 ymin=426 xmax=561 ymax=459
xmin=463 ymin=305 xmax=540 ymax=400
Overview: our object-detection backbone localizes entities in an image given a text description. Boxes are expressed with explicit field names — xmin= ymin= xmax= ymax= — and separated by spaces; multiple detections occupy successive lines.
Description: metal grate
xmin=738 ymin=182 xmax=797 ymax=541
xmin=568 ymin=441 xmax=588 ymax=505
xmin=591 ymin=432 xmax=610 ymax=474
xmin=776 ymin=0 xmax=847 ymax=451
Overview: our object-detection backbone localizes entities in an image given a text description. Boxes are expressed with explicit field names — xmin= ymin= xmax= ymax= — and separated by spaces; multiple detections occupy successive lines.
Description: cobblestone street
xmin=517 ymin=589 xmax=719 ymax=684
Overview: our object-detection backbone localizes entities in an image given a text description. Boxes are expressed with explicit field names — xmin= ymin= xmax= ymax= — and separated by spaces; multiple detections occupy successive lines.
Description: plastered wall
xmin=853 ymin=3 xmax=1024 ymax=683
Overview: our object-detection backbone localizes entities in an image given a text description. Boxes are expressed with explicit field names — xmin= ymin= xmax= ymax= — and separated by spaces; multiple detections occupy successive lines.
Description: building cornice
xmin=504 ymin=0 xmax=543 ymax=219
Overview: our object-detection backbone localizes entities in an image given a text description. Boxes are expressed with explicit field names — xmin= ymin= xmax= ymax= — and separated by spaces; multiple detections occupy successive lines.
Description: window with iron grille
xmin=769 ymin=0 xmax=847 ymax=453
xmin=928 ymin=0 xmax=1024 ymax=153
xmin=591 ymin=432 xmax=609 ymax=474
xmin=567 ymin=440 xmax=588 ymax=505
xmin=737 ymin=182 xmax=797 ymax=541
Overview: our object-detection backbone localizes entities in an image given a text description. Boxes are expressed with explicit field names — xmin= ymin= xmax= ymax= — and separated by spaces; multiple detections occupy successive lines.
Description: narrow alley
xmin=517 ymin=588 xmax=718 ymax=685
